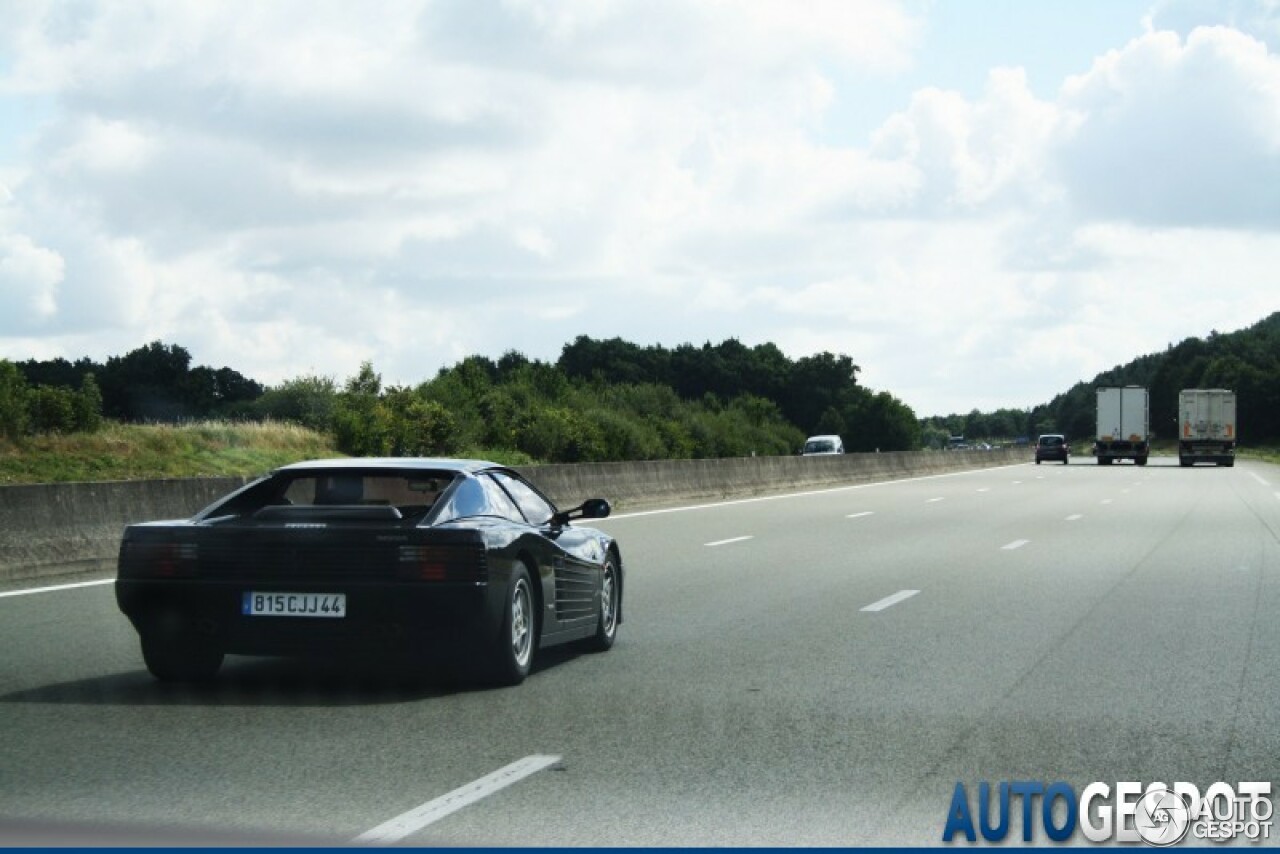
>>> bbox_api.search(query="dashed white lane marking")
[1101,499,1113,505]
[1002,539,1030,551]
[1121,489,1131,494]
[847,511,875,519]
[0,578,114,599]
[926,497,945,503]
[1012,480,1023,485]
[861,589,920,612]
[976,488,990,493]
[705,536,753,547]
[354,755,561,845]
[1066,514,1083,521]
[1250,472,1270,487]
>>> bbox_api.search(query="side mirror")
[578,498,611,519]
[551,498,612,527]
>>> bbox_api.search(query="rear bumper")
[116,578,501,658]
[1094,440,1149,458]
[1179,440,1235,456]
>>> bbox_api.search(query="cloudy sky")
[1,0,1277,416]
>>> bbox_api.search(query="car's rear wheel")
[140,618,223,682]
[584,558,619,652]
[1136,457,1147,466]
[486,564,535,685]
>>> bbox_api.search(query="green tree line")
[7,336,921,461]
[921,311,1280,445]
[14,341,263,422]
[0,360,104,439]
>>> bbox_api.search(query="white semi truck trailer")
[1178,388,1237,467]
[1095,386,1150,465]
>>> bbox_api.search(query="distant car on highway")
[802,435,844,455]
[1034,434,1070,464]
[116,458,623,685]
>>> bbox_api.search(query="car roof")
[805,435,841,442]
[273,458,503,475]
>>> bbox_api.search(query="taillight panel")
[397,545,488,584]
[122,541,199,578]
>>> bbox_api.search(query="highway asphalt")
[1,457,1277,845]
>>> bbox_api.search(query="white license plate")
[242,592,346,618]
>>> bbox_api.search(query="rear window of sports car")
[210,471,456,521]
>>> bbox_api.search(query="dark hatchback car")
[1034,434,1070,464]
[116,458,623,685]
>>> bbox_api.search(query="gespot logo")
[942,781,1273,845]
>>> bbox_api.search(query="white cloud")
[1056,25,1280,226]
[0,233,64,330]
[0,2,1277,417]
[869,67,1065,213]
[1146,0,1280,50]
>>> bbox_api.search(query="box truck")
[1178,389,1236,467]
[1095,386,1149,465]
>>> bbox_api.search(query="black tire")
[584,557,620,653]
[1136,457,1147,466]
[140,619,223,683]
[487,564,536,685]
[1035,459,1041,465]
[1180,457,1190,467]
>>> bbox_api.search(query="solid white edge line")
[0,578,114,599]
[861,589,920,613]
[1001,539,1030,551]
[353,754,561,845]
[705,536,753,547]
[1249,472,1270,487]
[592,462,1030,521]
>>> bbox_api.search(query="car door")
[488,471,603,638]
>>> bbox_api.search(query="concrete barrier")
[0,449,1026,583]
[519,448,1026,511]
[0,477,249,583]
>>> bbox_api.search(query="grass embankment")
[0,421,341,484]
[1239,446,1280,465]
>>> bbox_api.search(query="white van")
[802,435,844,455]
